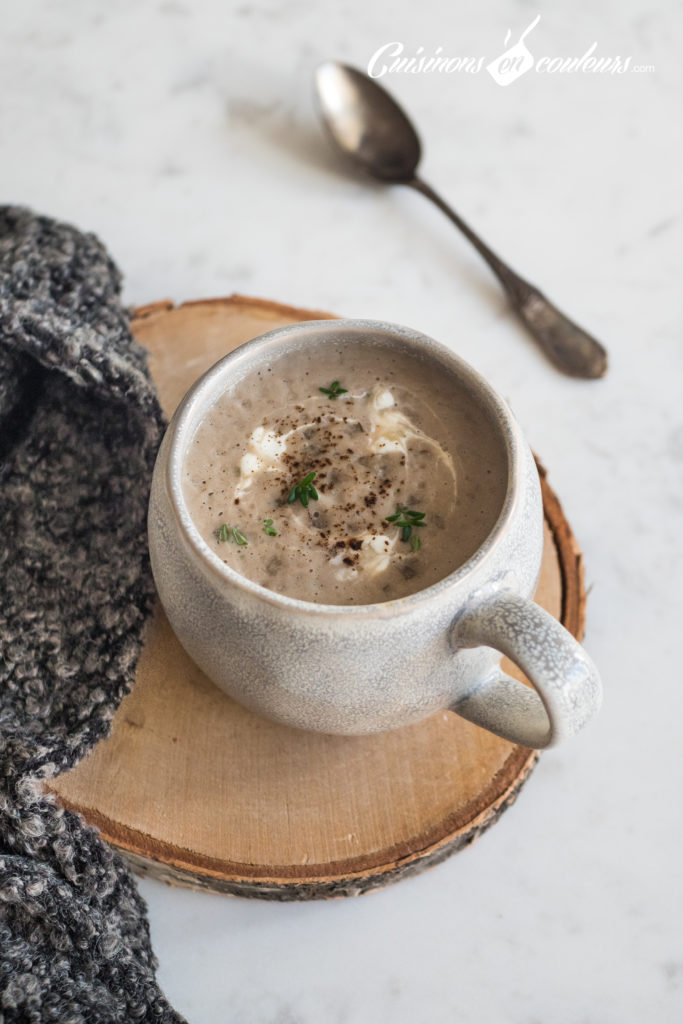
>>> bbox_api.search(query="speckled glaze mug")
[148,319,601,748]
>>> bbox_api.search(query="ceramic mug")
[148,319,601,748]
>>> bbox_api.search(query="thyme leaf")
[217,523,248,546]
[288,471,319,508]
[386,505,426,549]
[319,380,348,399]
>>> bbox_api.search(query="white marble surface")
[2,1,681,1020]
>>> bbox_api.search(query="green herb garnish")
[319,380,348,400]
[386,505,426,548]
[263,518,278,536]
[288,471,319,508]
[217,523,248,546]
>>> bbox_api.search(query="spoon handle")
[409,177,608,379]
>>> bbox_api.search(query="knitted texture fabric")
[0,208,185,1023]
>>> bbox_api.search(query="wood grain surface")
[50,295,586,900]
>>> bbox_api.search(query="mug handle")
[450,592,602,748]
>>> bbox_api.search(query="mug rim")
[163,318,525,618]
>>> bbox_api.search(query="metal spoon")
[314,62,608,379]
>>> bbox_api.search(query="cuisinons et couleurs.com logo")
[367,16,654,86]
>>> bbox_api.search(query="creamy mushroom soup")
[182,340,507,605]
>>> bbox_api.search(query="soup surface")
[182,341,507,604]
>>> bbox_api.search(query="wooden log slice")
[50,295,586,901]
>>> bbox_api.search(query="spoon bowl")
[315,62,420,181]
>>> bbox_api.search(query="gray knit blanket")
[0,208,185,1023]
